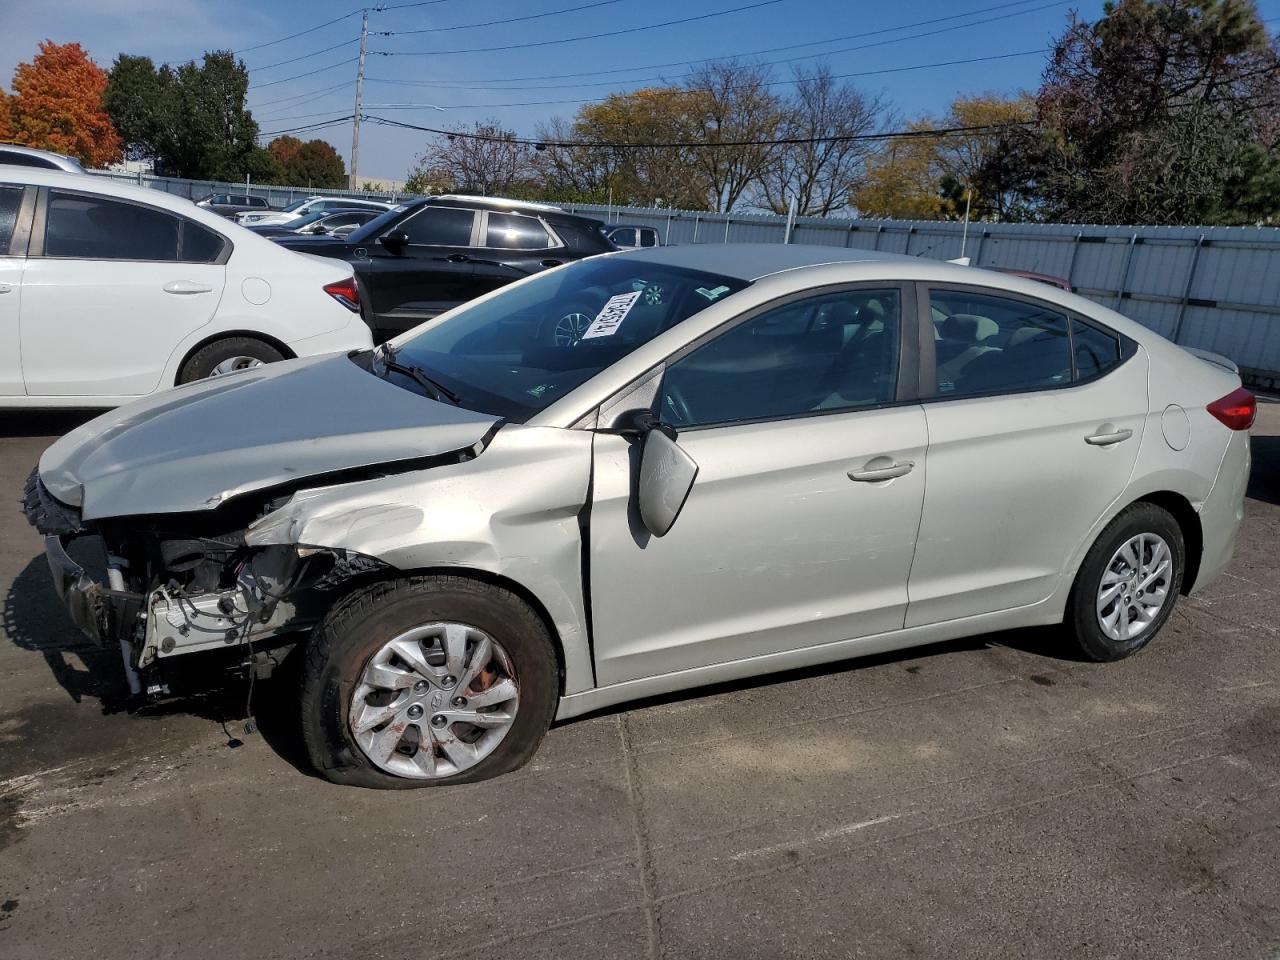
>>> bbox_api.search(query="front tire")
[1065,502,1184,662]
[300,576,559,789]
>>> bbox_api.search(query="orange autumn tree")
[6,41,122,167]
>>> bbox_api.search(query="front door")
[20,188,226,398]
[588,286,928,685]
[366,205,479,335]
[905,286,1148,626]
[0,184,29,395]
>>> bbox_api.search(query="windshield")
[288,211,331,228]
[382,257,748,421]
[281,199,310,213]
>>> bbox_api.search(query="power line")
[342,49,1047,113]
[374,0,784,56]
[257,115,357,139]
[364,113,1038,148]
[365,0,1059,85]
[250,80,351,109]
[236,10,362,55]
[247,39,360,72]
[376,0,630,35]
[250,57,360,89]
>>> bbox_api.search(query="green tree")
[103,54,167,160]
[988,0,1280,224]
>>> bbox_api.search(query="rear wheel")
[1065,502,1184,662]
[178,336,284,383]
[300,576,559,788]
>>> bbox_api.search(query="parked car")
[25,245,1253,788]
[249,208,381,239]
[0,169,373,407]
[237,195,394,227]
[274,194,613,340]
[195,193,272,219]
[0,144,86,173]
[606,223,661,248]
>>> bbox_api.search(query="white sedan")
[235,195,394,228]
[0,168,373,407]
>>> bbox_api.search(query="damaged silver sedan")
[24,245,1252,787]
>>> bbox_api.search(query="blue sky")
[2,0,1278,182]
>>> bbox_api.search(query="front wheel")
[300,576,559,788]
[1065,502,1184,662]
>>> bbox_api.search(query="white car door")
[588,285,928,686]
[20,188,227,398]
[0,184,29,395]
[905,285,1148,626]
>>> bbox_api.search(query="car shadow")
[2,552,318,778]
[0,410,101,438]
[1248,433,1279,506]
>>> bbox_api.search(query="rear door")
[20,188,228,398]
[905,284,1147,626]
[365,204,478,335]
[0,184,33,395]
[466,211,565,298]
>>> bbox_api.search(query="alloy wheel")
[1096,532,1173,641]
[209,356,265,377]
[553,312,593,346]
[349,622,519,779]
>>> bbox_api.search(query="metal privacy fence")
[86,171,1280,387]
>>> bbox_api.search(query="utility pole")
[350,10,368,191]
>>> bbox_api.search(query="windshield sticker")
[581,291,642,340]
[695,285,732,301]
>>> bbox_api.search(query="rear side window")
[180,220,227,263]
[929,291,1071,397]
[0,186,24,255]
[401,207,475,246]
[640,228,658,247]
[45,190,180,261]
[486,213,552,249]
[1072,318,1122,380]
[249,196,268,207]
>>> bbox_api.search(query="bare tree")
[406,120,533,196]
[686,61,783,212]
[757,65,889,216]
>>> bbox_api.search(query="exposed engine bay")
[25,468,387,697]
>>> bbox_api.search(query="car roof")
[607,242,923,280]
[0,144,85,171]
[433,194,564,212]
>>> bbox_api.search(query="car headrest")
[1006,325,1057,349]
[941,314,999,344]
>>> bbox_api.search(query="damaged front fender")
[245,424,597,695]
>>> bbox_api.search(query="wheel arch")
[1131,491,1203,595]
[324,565,570,698]
[174,329,297,385]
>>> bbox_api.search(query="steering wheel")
[662,383,694,425]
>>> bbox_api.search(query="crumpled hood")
[39,353,502,520]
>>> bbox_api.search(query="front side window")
[660,289,901,427]
[929,290,1071,397]
[485,212,552,249]
[0,186,24,255]
[611,227,637,247]
[44,190,180,261]
[401,207,475,246]
[383,258,748,420]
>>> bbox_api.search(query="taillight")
[323,277,360,312]
[1206,387,1256,431]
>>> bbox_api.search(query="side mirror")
[636,420,698,538]
[380,230,410,253]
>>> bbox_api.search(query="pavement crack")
[619,712,662,960]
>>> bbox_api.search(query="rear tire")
[178,336,284,383]
[1065,502,1184,662]
[300,576,559,789]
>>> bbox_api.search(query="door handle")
[541,259,564,268]
[1084,427,1133,446]
[446,253,471,263]
[848,457,915,482]
[163,281,214,295]
[0,283,11,294]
